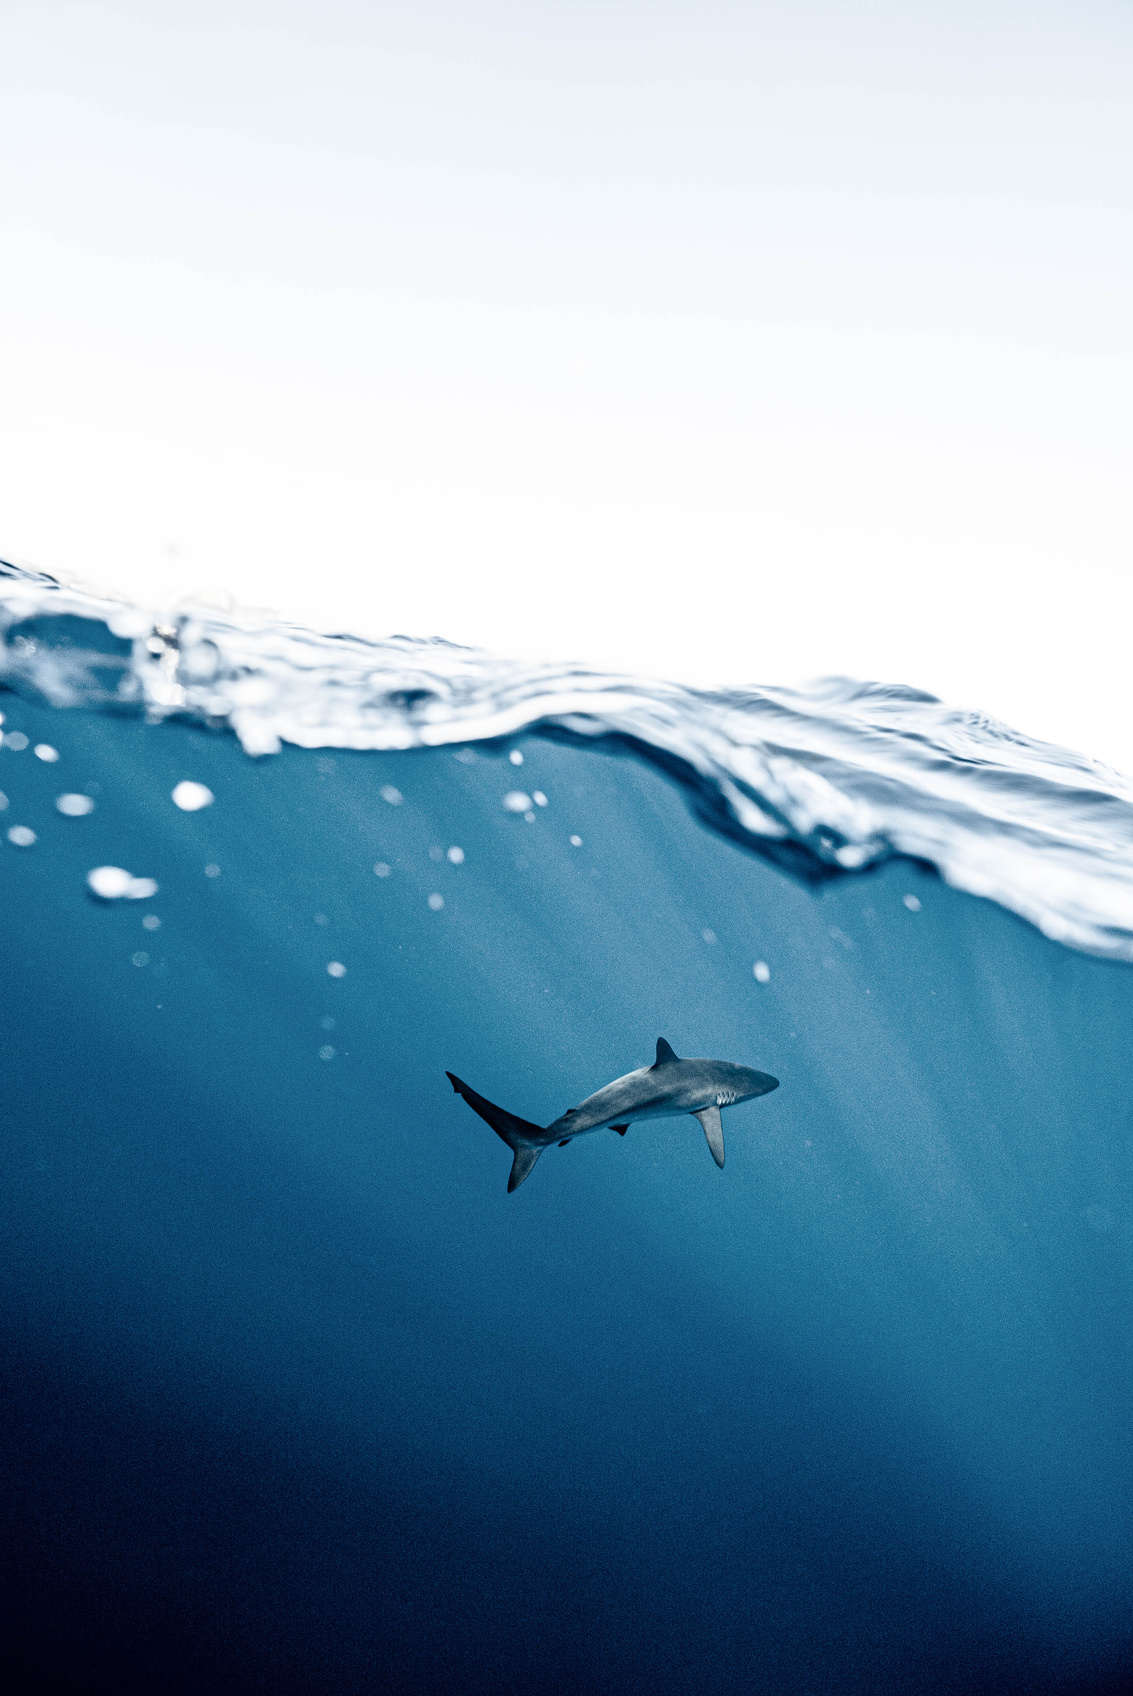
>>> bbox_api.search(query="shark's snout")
[739,1069,779,1102]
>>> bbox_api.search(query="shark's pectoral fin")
[612,1124,628,1136]
[508,1145,543,1192]
[693,1106,725,1169]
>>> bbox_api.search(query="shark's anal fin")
[612,1125,628,1136]
[653,1038,680,1067]
[693,1105,725,1169]
[508,1145,543,1192]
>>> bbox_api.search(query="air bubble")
[132,952,150,968]
[570,835,583,847]
[88,866,158,900]
[320,1015,336,1031]
[4,731,28,752]
[702,929,717,944]
[380,785,402,806]
[503,791,532,814]
[753,961,771,983]
[327,961,347,978]
[373,862,391,878]
[34,744,59,762]
[142,914,161,931]
[204,863,221,878]
[509,750,524,766]
[172,780,214,811]
[319,1045,336,1060]
[533,791,547,807]
[447,846,464,864]
[903,894,922,912]
[56,793,95,816]
[7,826,36,847]
[428,893,445,911]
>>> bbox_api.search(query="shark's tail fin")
[445,1073,546,1192]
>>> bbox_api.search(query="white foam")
[171,780,214,811]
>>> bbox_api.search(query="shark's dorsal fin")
[653,1038,680,1067]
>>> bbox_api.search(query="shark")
[446,1038,780,1192]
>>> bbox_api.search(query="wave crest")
[3,559,1132,959]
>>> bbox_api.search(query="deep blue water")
[1,678,1132,1694]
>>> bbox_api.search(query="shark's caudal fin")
[445,1073,545,1192]
[653,1038,680,1067]
[506,1145,542,1192]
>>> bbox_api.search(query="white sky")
[2,1,1131,769]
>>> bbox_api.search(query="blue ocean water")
[1,563,1131,1694]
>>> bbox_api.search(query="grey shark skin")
[446,1038,779,1192]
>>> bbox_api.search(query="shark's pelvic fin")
[446,1072,546,1192]
[558,1139,572,1147]
[612,1124,628,1136]
[653,1038,680,1067]
[693,1105,725,1168]
[508,1145,543,1192]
